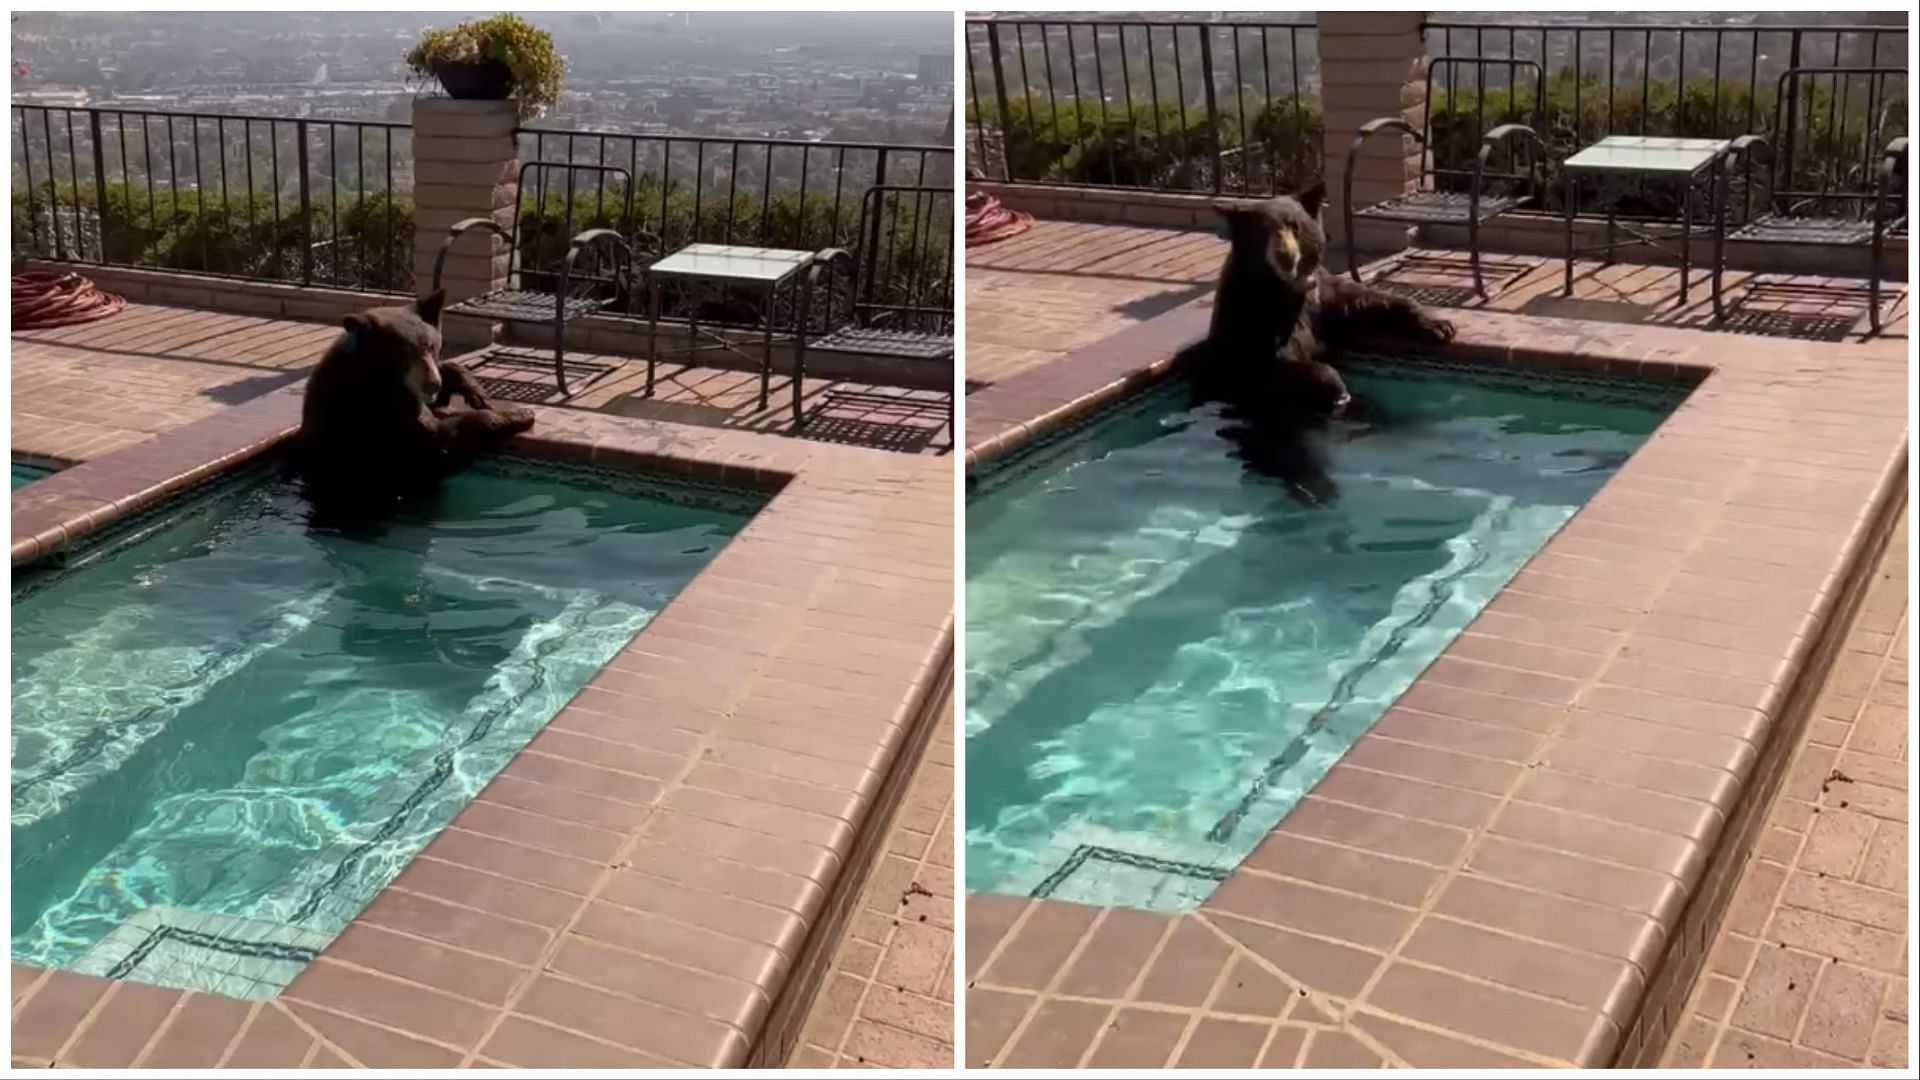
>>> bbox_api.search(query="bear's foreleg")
[1316,276,1457,350]
[432,360,494,411]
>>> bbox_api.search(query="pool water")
[965,359,1682,911]
[11,457,759,998]
[12,459,59,489]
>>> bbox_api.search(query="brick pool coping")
[962,300,1908,1068]
[10,386,954,1068]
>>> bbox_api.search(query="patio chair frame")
[1724,65,1909,333]
[804,184,956,447]
[1342,56,1550,298]
[430,161,659,397]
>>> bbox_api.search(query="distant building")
[13,86,89,107]
[916,53,953,86]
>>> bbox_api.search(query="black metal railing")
[11,105,413,292]
[509,126,955,327]
[515,127,953,256]
[964,15,1321,195]
[1422,19,1909,216]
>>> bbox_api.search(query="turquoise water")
[12,459,58,489]
[11,458,758,998]
[965,360,1682,911]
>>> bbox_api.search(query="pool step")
[72,905,329,1001]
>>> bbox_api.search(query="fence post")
[296,119,312,286]
[87,109,109,264]
[1199,27,1224,194]
[1782,30,1803,193]
[986,22,1016,181]
[1316,10,1429,269]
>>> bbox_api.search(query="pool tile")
[1133,917,1233,1006]
[140,993,253,1067]
[1211,955,1297,1018]
[222,1003,314,1067]
[281,1000,464,1068]
[999,998,1110,1068]
[283,957,497,1050]
[60,981,182,1068]
[1302,1028,1387,1067]
[979,900,1099,990]
[1176,1017,1270,1068]
[1054,908,1174,998]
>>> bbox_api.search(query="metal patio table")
[643,243,816,427]
[1561,135,1732,316]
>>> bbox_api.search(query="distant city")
[10,11,955,146]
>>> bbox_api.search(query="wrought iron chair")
[1724,66,1909,334]
[804,185,957,445]
[431,161,658,398]
[1342,57,1549,298]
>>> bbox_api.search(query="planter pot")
[435,60,514,101]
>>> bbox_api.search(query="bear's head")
[1214,182,1326,287]
[339,290,446,403]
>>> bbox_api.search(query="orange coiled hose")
[965,192,1034,247]
[13,270,126,329]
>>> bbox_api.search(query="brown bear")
[295,290,533,516]
[1184,182,1457,505]
[1197,181,1457,417]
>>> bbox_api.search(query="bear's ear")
[414,289,446,328]
[341,312,370,334]
[1296,180,1327,220]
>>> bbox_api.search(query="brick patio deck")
[964,220,1909,391]
[11,303,949,468]
[788,686,956,1069]
[962,220,1909,1068]
[1665,509,1909,1069]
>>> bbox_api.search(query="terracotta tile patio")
[962,219,1909,1068]
[964,219,1909,392]
[10,300,955,1067]
[11,302,950,468]
[1664,509,1909,1069]
[787,688,956,1069]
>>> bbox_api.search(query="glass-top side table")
[1561,135,1732,313]
[643,243,818,426]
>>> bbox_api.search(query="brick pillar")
[1315,11,1429,268]
[411,98,517,346]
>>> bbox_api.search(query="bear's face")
[339,290,446,403]
[1215,182,1327,287]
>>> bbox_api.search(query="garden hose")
[13,270,126,330]
[966,192,1034,247]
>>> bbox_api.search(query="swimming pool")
[965,359,1683,910]
[12,458,60,490]
[11,457,760,999]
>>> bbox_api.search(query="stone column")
[410,98,518,347]
[1315,11,1429,268]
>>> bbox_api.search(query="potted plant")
[405,14,565,120]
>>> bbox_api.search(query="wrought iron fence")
[1421,19,1909,216]
[964,15,1321,196]
[11,105,413,292]
[9,105,957,324]
[507,127,955,327]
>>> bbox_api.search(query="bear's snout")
[408,354,443,403]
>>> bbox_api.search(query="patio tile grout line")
[1694,605,1904,1065]
[811,710,954,1067]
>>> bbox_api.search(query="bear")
[295,289,534,519]
[1198,181,1457,404]
[1181,182,1458,505]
